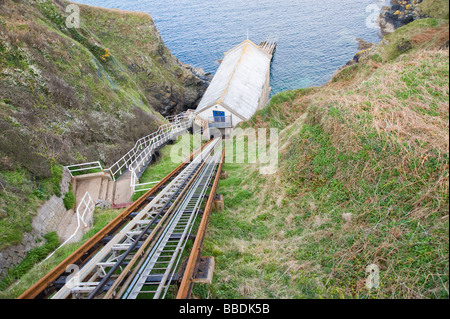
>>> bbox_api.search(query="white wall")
[196,104,244,128]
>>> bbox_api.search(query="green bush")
[63,190,76,210]
[0,232,60,291]
[371,53,383,63]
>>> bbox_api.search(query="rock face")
[76,3,211,117]
[0,0,211,175]
[378,0,449,35]
[381,1,420,35]
[0,232,43,278]
[0,0,211,278]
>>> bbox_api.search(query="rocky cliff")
[0,0,209,253]
[379,0,449,35]
[0,0,208,175]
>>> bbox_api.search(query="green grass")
[191,19,449,299]
[62,189,75,210]
[281,123,448,298]
[0,208,119,298]
[377,18,448,61]
[0,165,64,250]
[245,88,316,130]
[131,133,202,201]
[419,0,450,19]
[0,232,60,292]
[193,113,448,299]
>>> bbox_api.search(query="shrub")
[63,189,75,210]
[0,119,52,178]
[0,232,60,291]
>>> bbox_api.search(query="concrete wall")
[258,68,272,111]
[0,169,82,278]
[0,231,43,278]
[197,104,244,128]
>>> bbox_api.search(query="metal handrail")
[128,120,191,178]
[129,120,192,193]
[65,111,194,181]
[208,115,232,123]
[66,162,103,177]
[107,112,193,180]
[208,115,232,129]
[45,192,94,261]
[130,169,160,194]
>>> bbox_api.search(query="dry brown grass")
[411,23,449,47]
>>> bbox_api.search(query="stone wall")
[0,169,73,278]
[0,231,43,278]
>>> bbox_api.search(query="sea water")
[75,0,385,95]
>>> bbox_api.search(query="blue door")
[213,111,225,122]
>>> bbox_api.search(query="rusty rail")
[176,148,225,299]
[18,139,211,299]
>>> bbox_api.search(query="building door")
[213,110,225,122]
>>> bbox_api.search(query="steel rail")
[103,141,220,299]
[123,144,222,299]
[154,150,222,299]
[88,141,217,299]
[53,139,219,299]
[176,147,225,299]
[17,139,211,299]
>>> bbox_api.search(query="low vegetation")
[0,165,63,250]
[0,232,60,292]
[0,0,204,255]
[0,208,118,298]
[193,17,449,299]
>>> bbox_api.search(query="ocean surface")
[75,0,384,95]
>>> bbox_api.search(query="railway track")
[18,138,223,299]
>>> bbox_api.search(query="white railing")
[208,115,232,128]
[191,111,209,136]
[106,111,193,180]
[66,161,103,177]
[128,119,192,178]
[130,169,160,194]
[45,192,95,261]
[64,111,195,181]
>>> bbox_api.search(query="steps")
[97,177,115,204]
[113,171,133,206]
[68,112,195,213]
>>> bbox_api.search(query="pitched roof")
[195,39,271,121]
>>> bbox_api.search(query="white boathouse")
[194,39,275,138]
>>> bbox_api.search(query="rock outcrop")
[0,0,210,174]
[379,0,422,35]
[378,0,449,35]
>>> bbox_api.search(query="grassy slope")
[0,0,203,251]
[419,0,450,19]
[0,207,119,298]
[0,133,202,297]
[193,18,449,299]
